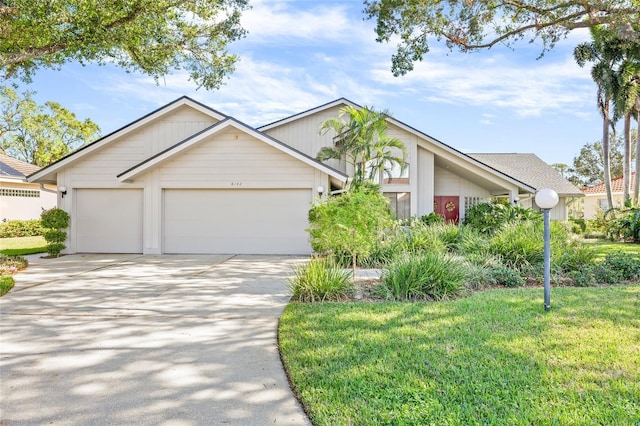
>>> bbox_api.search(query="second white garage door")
[163,189,312,254]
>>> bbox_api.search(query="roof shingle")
[0,153,41,178]
[468,153,583,197]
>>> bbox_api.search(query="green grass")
[279,285,640,425]
[0,236,47,255]
[0,275,15,296]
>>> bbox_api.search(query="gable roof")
[582,172,636,195]
[27,96,226,183]
[260,98,536,194]
[0,152,40,179]
[468,153,583,197]
[118,116,348,183]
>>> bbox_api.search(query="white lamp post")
[535,188,559,312]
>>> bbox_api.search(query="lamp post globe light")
[535,189,559,312]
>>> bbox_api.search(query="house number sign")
[231,181,243,187]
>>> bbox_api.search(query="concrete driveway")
[0,254,311,426]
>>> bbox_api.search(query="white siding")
[159,130,315,188]
[262,105,345,172]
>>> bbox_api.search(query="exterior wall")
[583,193,625,219]
[57,120,327,254]
[0,180,57,221]
[262,105,346,172]
[55,107,221,253]
[434,165,491,220]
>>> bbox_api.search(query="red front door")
[433,196,460,224]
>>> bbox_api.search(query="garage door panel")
[163,189,311,254]
[76,189,143,253]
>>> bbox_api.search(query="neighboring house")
[582,173,635,219]
[28,96,568,255]
[1,152,57,221]
[468,153,583,221]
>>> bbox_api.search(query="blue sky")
[9,0,618,166]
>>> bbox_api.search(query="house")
[28,96,568,255]
[1,152,57,221]
[468,153,583,221]
[582,173,635,219]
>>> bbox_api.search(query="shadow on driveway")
[1,254,311,425]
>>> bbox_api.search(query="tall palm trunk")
[623,112,632,205]
[635,102,640,204]
[603,96,614,210]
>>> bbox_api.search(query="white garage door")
[163,189,312,254]
[75,189,143,253]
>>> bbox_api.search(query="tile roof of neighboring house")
[581,172,636,194]
[468,153,584,197]
[0,152,41,178]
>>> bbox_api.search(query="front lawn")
[279,285,640,425]
[0,236,47,255]
[586,238,640,260]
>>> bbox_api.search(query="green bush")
[0,275,15,296]
[418,212,444,226]
[464,201,541,235]
[288,257,352,302]
[0,254,28,275]
[380,252,467,301]
[602,252,640,281]
[41,208,70,257]
[0,220,45,238]
[308,189,393,273]
[491,266,525,287]
[488,221,544,271]
[567,269,596,287]
[605,208,640,242]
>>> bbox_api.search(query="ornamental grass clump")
[380,252,466,301]
[288,257,352,302]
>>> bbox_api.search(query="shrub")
[0,275,14,296]
[590,264,624,284]
[0,254,28,275]
[41,208,70,257]
[464,200,541,235]
[568,218,587,234]
[288,257,352,302]
[380,252,467,301]
[0,219,46,238]
[418,212,444,226]
[488,221,543,271]
[491,266,525,287]
[567,269,596,287]
[602,252,640,281]
[605,208,640,242]
[461,259,496,290]
[308,189,393,275]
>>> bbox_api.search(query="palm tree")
[611,33,640,205]
[574,26,624,210]
[317,105,407,189]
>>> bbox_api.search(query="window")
[598,198,609,210]
[385,192,411,219]
[382,161,409,185]
[464,196,490,216]
[0,188,40,198]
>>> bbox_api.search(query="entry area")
[163,188,312,254]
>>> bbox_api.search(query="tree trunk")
[623,112,631,206]
[603,98,614,211]
[635,102,640,205]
